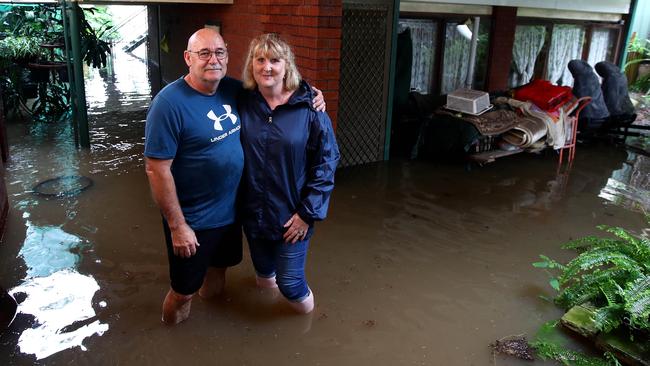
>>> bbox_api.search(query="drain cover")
[33,175,93,197]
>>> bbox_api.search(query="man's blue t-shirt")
[144,77,244,230]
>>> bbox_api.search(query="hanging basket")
[27,61,67,83]
[20,82,38,99]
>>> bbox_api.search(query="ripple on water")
[599,152,650,212]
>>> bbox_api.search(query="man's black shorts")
[163,220,242,295]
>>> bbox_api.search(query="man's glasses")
[188,48,228,60]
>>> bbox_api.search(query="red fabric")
[514,79,573,112]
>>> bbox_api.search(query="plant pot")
[57,67,68,83]
[27,61,66,83]
[29,67,50,83]
[638,62,650,81]
[20,82,37,99]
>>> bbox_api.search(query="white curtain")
[441,22,471,94]
[546,25,585,86]
[587,28,614,67]
[510,25,546,88]
[398,19,436,94]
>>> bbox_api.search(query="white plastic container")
[445,88,492,115]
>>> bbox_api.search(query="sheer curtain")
[398,19,436,94]
[587,28,614,67]
[510,25,546,88]
[546,25,584,86]
[441,22,471,94]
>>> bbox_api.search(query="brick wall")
[155,0,342,127]
[485,6,517,92]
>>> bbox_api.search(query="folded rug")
[501,116,548,148]
[436,108,520,136]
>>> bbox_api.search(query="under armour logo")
[207,105,237,131]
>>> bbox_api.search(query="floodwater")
[1,50,649,366]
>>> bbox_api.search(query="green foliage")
[0,3,115,120]
[630,72,650,94]
[78,7,112,69]
[535,224,650,334]
[627,37,650,58]
[532,342,621,366]
[532,321,622,366]
[0,4,113,68]
[0,35,46,64]
[533,341,620,366]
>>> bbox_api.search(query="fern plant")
[534,224,650,333]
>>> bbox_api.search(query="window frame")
[400,12,492,95]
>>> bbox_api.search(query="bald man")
[144,29,324,324]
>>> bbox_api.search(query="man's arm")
[145,157,199,258]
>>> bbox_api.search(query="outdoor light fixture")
[456,18,473,40]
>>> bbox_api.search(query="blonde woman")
[239,34,339,314]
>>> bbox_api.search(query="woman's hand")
[311,86,326,112]
[283,213,309,244]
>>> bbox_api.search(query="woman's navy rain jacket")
[239,81,340,240]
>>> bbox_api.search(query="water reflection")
[0,38,152,364]
[85,48,149,174]
[19,222,87,277]
[6,220,108,360]
[9,270,108,360]
[599,151,650,212]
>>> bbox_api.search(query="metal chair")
[558,96,592,166]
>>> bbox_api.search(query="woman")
[239,34,340,314]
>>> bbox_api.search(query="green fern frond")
[601,281,621,307]
[536,222,650,335]
[600,226,649,254]
[562,236,620,250]
[560,250,641,285]
[623,275,650,328]
[628,295,650,329]
[556,284,601,309]
[591,305,624,333]
[624,274,650,296]
[532,340,618,366]
[556,269,633,309]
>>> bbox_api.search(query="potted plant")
[625,35,650,84]
[534,224,650,364]
[0,35,45,67]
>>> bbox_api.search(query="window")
[587,27,619,67]
[441,19,490,94]
[398,16,491,95]
[508,20,622,88]
[398,19,437,94]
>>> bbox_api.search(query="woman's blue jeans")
[247,236,311,302]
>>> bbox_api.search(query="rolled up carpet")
[501,116,548,148]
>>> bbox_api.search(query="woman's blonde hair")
[242,33,302,91]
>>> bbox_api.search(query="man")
[144,28,324,325]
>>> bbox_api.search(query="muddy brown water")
[1,51,649,365]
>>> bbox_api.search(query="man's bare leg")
[162,289,193,325]
[198,267,226,299]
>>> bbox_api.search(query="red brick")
[318,28,340,38]
[327,59,340,70]
[318,6,341,17]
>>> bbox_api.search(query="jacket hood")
[286,80,314,108]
